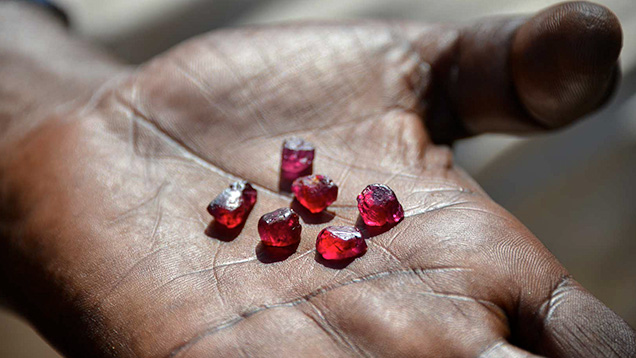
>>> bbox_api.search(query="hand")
[0,1,633,357]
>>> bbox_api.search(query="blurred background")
[1,0,634,356]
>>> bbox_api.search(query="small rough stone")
[316,226,367,260]
[258,208,302,247]
[207,181,257,228]
[281,137,315,174]
[356,184,404,226]
[291,174,338,213]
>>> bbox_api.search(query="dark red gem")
[291,174,338,213]
[356,184,404,226]
[316,226,367,260]
[281,137,315,174]
[258,208,302,247]
[207,181,257,228]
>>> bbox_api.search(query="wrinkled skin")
[0,1,634,357]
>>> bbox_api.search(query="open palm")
[0,1,633,357]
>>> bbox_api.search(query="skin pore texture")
[0,1,633,357]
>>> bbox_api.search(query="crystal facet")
[258,208,302,247]
[281,137,315,173]
[207,181,257,228]
[316,226,367,260]
[291,174,338,213]
[356,184,404,226]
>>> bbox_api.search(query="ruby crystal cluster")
[292,174,338,213]
[207,181,257,228]
[258,208,302,247]
[206,137,405,262]
[357,184,404,226]
[316,226,367,260]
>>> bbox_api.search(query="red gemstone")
[207,181,257,228]
[316,226,367,260]
[291,175,338,213]
[281,137,315,174]
[357,184,404,226]
[258,208,302,247]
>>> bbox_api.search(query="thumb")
[512,1,622,129]
[432,1,622,141]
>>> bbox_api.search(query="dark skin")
[0,1,634,357]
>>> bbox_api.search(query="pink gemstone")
[207,181,257,228]
[356,184,404,226]
[281,137,315,173]
[316,226,367,260]
[291,175,338,213]
[258,208,302,247]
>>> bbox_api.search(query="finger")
[518,276,636,357]
[431,1,621,142]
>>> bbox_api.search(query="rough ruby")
[291,174,338,213]
[316,226,367,260]
[357,184,404,226]
[281,137,315,173]
[258,208,302,247]
[207,181,257,228]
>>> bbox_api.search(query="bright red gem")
[357,184,404,226]
[316,226,367,260]
[281,137,315,174]
[207,181,257,228]
[291,174,338,213]
[258,208,302,247]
